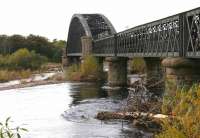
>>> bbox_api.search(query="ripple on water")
[62,98,121,123]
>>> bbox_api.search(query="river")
[0,82,153,138]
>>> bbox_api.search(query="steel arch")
[66,14,116,56]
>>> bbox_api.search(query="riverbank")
[0,79,66,91]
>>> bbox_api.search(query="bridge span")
[63,7,200,95]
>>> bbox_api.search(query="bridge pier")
[162,57,200,96]
[144,58,164,94]
[106,57,128,87]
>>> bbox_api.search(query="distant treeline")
[0,34,66,62]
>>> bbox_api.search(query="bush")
[64,55,104,81]
[129,58,146,74]
[1,48,48,70]
[80,55,100,77]
[156,84,200,138]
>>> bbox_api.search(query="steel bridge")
[66,7,200,58]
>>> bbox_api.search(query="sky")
[0,0,200,41]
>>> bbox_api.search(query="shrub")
[80,55,100,77]
[64,55,104,81]
[3,48,47,70]
[156,84,200,138]
[129,58,146,74]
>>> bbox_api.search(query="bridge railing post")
[179,12,189,57]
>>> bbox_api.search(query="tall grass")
[156,84,200,138]
[0,70,31,82]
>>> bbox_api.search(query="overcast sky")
[0,0,199,41]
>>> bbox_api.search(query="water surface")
[0,82,152,138]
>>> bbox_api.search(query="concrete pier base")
[106,57,128,87]
[162,57,200,96]
[144,58,164,94]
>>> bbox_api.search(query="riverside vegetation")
[65,55,105,82]
[156,84,200,138]
[0,34,66,82]
[129,57,146,74]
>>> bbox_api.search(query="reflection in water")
[69,83,128,106]
[0,82,153,138]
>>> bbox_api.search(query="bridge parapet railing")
[185,8,200,57]
[116,14,180,57]
[93,35,115,57]
[92,7,200,58]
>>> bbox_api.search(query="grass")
[156,84,200,138]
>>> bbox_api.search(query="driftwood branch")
[96,111,168,132]
[96,111,168,120]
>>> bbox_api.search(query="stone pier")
[106,57,128,87]
[162,57,200,96]
[81,36,92,58]
[144,58,164,94]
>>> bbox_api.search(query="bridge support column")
[106,57,128,87]
[162,57,200,96]
[144,58,164,94]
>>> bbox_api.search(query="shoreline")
[0,79,66,91]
